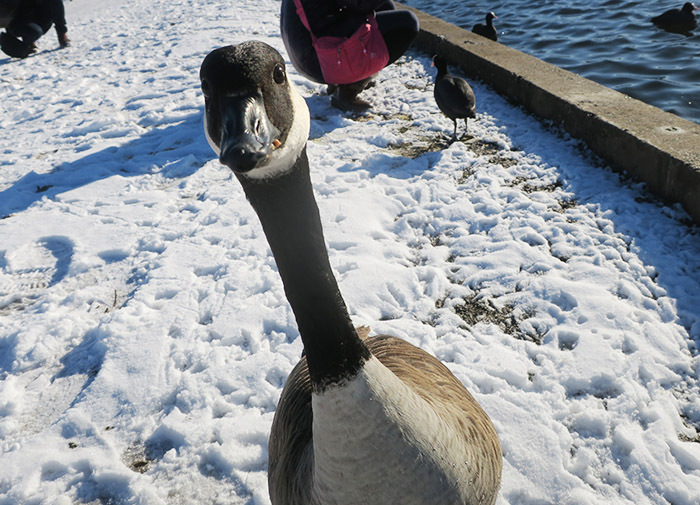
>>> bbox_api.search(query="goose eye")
[273,64,286,84]
[201,79,210,96]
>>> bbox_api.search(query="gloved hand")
[58,31,69,47]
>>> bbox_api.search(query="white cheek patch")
[242,81,310,180]
[203,114,221,156]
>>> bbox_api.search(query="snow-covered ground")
[1,0,699,503]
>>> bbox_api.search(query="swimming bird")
[472,12,498,42]
[651,2,698,31]
[200,41,502,505]
[432,54,477,141]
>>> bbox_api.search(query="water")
[403,0,700,125]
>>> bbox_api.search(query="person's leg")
[280,0,324,84]
[8,20,43,43]
[376,9,419,64]
[332,76,374,112]
[2,21,42,57]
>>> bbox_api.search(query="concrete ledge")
[399,4,700,225]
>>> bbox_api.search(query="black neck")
[238,148,370,391]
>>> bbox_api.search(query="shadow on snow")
[0,111,214,218]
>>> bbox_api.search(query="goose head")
[200,41,310,179]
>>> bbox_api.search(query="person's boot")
[326,81,373,95]
[331,78,373,112]
[0,31,33,58]
[363,75,377,90]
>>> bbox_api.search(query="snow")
[1,0,700,503]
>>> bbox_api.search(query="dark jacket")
[302,0,386,37]
[12,0,66,35]
[0,0,20,27]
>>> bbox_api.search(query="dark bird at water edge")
[432,54,477,141]
[472,12,498,41]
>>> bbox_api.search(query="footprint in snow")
[0,236,74,313]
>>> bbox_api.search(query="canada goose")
[200,41,502,505]
[472,12,498,42]
[651,2,698,31]
[432,54,477,141]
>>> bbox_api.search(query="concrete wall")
[399,4,700,226]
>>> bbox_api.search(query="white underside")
[310,356,477,505]
[204,113,220,156]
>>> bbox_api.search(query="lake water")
[403,0,700,125]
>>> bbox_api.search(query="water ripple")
[405,0,700,124]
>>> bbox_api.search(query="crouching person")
[281,0,419,112]
[1,0,69,59]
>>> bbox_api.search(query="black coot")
[651,2,698,31]
[472,12,498,42]
[432,55,476,140]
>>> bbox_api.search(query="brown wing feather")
[268,355,314,505]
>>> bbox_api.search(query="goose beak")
[217,94,281,173]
